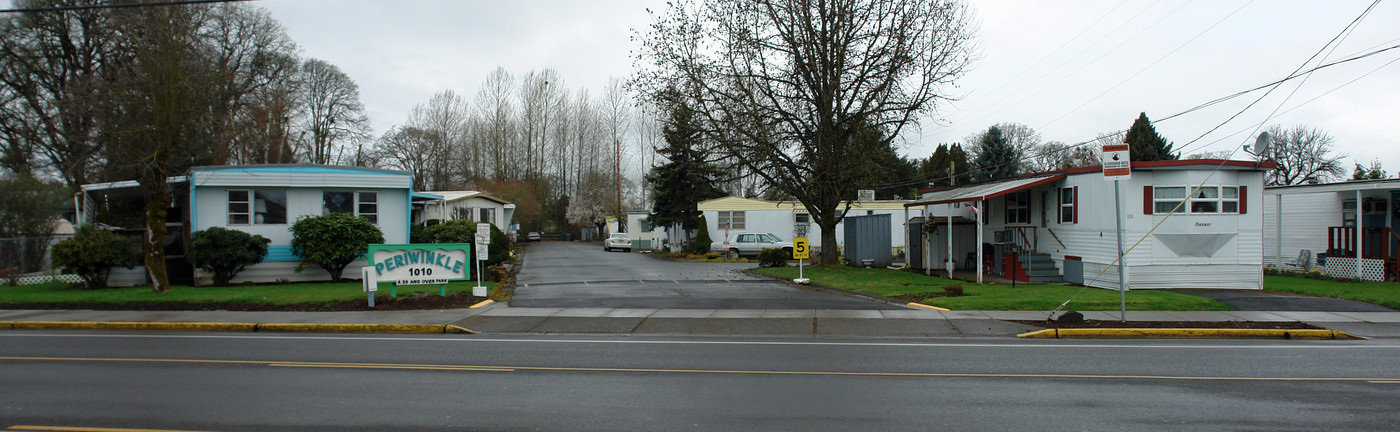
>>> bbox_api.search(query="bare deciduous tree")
[634,0,977,264]
[1263,125,1345,186]
[298,58,369,164]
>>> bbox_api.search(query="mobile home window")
[1187,186,1238,214]
[228,190,286,225]
[228,190,251,225]
[718,211,745,229]
[324,191,378,224]
[478,208,494,224]
[1059,187,1075,224]
[1004,191,1030,225]
[1153,187,1187,213]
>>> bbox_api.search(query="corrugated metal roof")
[908,173,1065,206]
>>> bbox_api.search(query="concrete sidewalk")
[5,305,1400,338]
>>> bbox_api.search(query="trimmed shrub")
[189,227,270,286]
[757,248,789,268]
[289,212,385,281]
[423,220,514,268]
[692,214,713,255]
[50,224,134,288]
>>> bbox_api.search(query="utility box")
[844,213,892,268]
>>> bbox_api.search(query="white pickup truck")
[711,231,793,257]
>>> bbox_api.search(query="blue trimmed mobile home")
[79,164,414,286]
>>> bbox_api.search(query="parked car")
[604,233,632,252]
[526,232,541,242]
[711,231,793,258]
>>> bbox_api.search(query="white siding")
[918,167,1268,290]
[195,186,408,245]
[1262,190,1342,267]
[702,207,922,249]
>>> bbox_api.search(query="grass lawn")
[754,265,1230,311]
[1264,275,1400,310]
[0,280,496,306]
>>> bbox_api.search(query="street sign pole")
[1102,143,1131,323]
[475,223,491,297]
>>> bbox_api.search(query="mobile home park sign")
[367,244,473,285]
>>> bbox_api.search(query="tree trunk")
[143,179,171,293]
[817,217,840,265]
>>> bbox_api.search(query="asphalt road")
[3,332,1399,431]
[511,241,900,309]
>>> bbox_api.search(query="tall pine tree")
[1124,112,1177,161]
[647,91,725,250]
[972,126,1018,182]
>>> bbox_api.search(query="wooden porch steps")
[1022,253,1062,283]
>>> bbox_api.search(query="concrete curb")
[1018,328,1366,340]
[907,302,950,311]
[0,321,478,334]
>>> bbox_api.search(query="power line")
[0,0,253,14]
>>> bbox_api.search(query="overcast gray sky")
[14,0,1400,174]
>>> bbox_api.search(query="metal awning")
[906,173,1065,206]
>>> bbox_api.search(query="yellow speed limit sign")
[792,237,810,259]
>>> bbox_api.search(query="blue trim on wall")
[197,166,408,176]
[265,246,299,262]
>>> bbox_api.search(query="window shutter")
[1239,186,1247,214]
[1072,186,1079,223]
[1143,186,1154,215]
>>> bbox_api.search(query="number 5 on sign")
[792,237,809,259]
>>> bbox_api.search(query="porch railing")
[1327,226,1398,281]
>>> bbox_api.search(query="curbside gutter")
[1018,328,1366,340]
[1,321,478,334]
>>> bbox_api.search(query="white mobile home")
[80,164,414,286]
[910,160,1270,290]
[414,190,516,230]
[697,196,923,255]
[1262,179,1399,282]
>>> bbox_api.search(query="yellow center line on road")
[2,356,1397,383]
[7,425,214,432]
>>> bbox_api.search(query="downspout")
[73,192,83,225]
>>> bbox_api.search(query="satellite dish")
[1253,132,1271,155]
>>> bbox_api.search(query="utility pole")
[615,138,622,218]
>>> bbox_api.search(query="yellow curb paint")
[7,425,215,432]
[8,322,257,332]
[1018,328,1363,339]
[1,321,13,330]
[906,302,950,311]
[1016,329,1059,338]
[445,324,480,334]
[254,323,447,334]
[469,299,495,309]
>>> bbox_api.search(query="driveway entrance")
[512,241,900,309]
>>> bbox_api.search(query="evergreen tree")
[921,143,972,187]
[1352,160,1388,180]
[647,90,725,249]
[1124,112,1177,161]
[972,126,1018,182]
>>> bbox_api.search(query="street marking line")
[1367,380,1400,384]
[268,363,513,372]
[2,356,1395,383]
[7,426,214,432]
